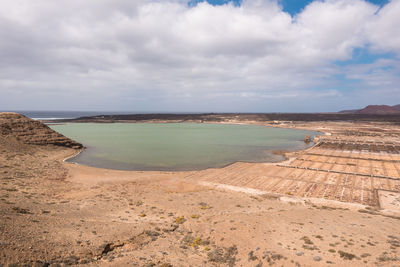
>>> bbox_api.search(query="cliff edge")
[0,112,82,149]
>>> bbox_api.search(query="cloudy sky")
[1,0,399,112]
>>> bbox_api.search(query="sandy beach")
[1,113,400,266]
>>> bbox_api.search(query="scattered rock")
[313,256,322,262]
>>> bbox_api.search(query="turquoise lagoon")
[50,123,318,171]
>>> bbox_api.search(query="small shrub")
[190,237,202,247]
[315,235,323,240]
[175,216,186,224]
[300,236,313,245]
[12,207,31,214]
[338,250,356,260]
[200,204,211,210]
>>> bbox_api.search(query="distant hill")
[339,104,400,114]
[358,105,400,114]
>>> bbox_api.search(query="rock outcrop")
[0,112,82,148]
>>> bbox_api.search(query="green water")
[50,123,317,171]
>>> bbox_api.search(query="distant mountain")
[358,105,400,114]
[340,105,400,114]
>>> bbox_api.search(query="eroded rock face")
[0,112,82,149]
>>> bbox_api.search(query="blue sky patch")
[190,0,390,15]
[335,47,395,67]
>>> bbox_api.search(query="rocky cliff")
[0,112,82,148]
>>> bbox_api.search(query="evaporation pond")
[50,123,317,171]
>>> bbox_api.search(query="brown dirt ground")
[1,117,400,266]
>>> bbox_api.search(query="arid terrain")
[1,113,400,266]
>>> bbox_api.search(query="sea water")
[51,123,318,171]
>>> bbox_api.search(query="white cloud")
[0,0,399,112]
[366,0,400,55]
[344,58,400,88]
[295,0,377,61]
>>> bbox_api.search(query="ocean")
[5,111,136,120]
[6,111,202,121]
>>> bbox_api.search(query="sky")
[1,0,399,112]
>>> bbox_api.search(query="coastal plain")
[1,113,400,266]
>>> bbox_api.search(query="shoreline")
[62,147,85,163]
[57,121,322,173]
[45,112,400,124]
